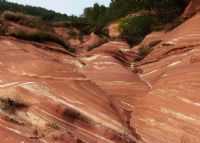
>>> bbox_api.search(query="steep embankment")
[131,7,200,143]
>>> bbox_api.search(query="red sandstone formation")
[0,1,200,143]
[140,12,200,65]
[87,41,136,68]
[183,0,200,18]
[0,36,141,143]
[76,33,103,54]
[107,23,121,38]
[131,11,200,143]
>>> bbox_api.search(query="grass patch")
[2,11,51,31]
[0,24,8,36]
[63,107,92,124]
[132,67,143,74]
[0,97,28,113]
[135,40,161,61]
[11,30,75,53]
[119,13,153,45]
[148,40,162,48]
[68,30,77,37]
[0,18,8,36]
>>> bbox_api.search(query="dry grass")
[0,94,28,113]
[62,107,92,124]
[2,11,51,31]
[10,30,75,53]
[135,40,161,61]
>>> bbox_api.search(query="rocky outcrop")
[107,23,121,38]
[81,54,149,140]
[131,11,200,143]
[80,17,200,141]
[139,12,200,65]
[183,0,200,18]
[134,46,200,143]
[76,33,103,54]
[1,1,200,143]
[140,31,164,46]
[0,37,140,143]
[88,41,136,68]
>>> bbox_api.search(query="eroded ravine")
[0,37,141,143]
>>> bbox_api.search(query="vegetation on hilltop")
[2,11,51,31]
[0,0,190,55]
[0,1,76,53]
[10,30,75,53]
[0,0,68,21]
[83,0,189,44]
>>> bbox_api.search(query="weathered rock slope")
[1,2,200,143]
[133,12,200,143]
[0,37,140,143]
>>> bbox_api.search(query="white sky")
[7,0,111,16]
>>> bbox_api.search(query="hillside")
[0,0,200,143]
[0,0,69,21]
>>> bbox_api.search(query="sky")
[7,0,111,16]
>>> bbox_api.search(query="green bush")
[119,13,153,45]
[0,0,69,21]
[0,18,8,36]
[0,24,7,36]
[132,67,143,74]
[0,97,28,113]
[2,11,51,31]
[82,0,189,44]
[68,30,77,37]
[11,30,75,53]
[135,45,153,61]
[148,40,162,48]
[135,40,161,61]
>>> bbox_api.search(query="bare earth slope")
[1,2,200,143]
[133,12,200,143]
[0,37,140,143]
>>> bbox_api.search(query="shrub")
[68,30,77,37]
[0,0,69,21]
[119,13,153,45]
[0,97,28,113]
[135,40,161,61]
[0,24,7,36]
[0,18,8,36]
[2,11,52,31]
[51,21,72,27]
[148,40,162,48]
[82,0,189,44]
[63,107,92,124]
[11,30,75,53]
[132,67,143,74]
[135,45,153,61]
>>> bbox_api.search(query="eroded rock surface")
[132,12,200,143]
[87,41,136,68]
[1,3,200,143]
[183,0,200,18]
[0,37,140,143]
